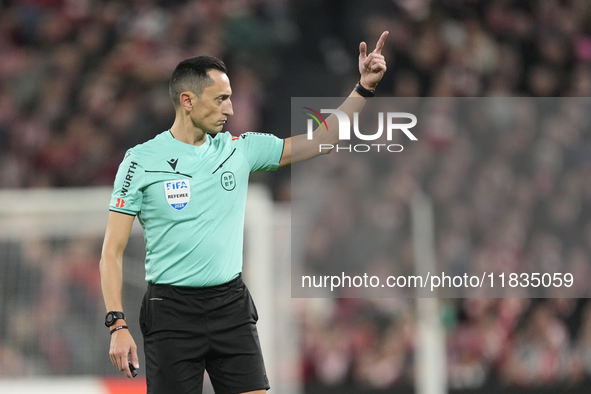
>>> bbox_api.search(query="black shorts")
[140,274,270,394]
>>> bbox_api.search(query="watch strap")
[355,81,376,98]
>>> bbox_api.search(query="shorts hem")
[217,384,270,394]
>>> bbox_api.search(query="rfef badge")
[164,180,191,210]
[221,171,236,191]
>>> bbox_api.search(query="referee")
[99,31,388,394]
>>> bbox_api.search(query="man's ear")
[179,91,194,111]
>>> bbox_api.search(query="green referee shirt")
[109,130,284,287]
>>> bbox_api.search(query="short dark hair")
[169,56,228,108]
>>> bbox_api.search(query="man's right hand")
[109,326,139,380]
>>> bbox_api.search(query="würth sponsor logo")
[120,161,138,196]
[303,108,417,153]
[116,198,125,208]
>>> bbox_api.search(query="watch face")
[105,311,124,327]
[105,311,124,326]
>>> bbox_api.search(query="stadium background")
[2,0,591,393]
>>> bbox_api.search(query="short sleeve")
[109,149,145,216]
[234,132,284,173]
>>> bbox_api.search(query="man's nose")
[223,100,234,117]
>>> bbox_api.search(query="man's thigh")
[205,282,270,394]
[141,284,209,394]
[144,336,206,394]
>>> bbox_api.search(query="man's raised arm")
[279,31,389,168]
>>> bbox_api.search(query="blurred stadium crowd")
[298,96,591,390]
[1,0,591,392]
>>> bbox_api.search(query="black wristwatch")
[105,311,125,327]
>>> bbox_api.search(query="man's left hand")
[358,31,389,90]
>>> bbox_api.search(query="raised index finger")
[372,31,389,54]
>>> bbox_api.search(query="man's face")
[190,69,233,134]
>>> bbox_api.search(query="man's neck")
[169,117,208,146]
